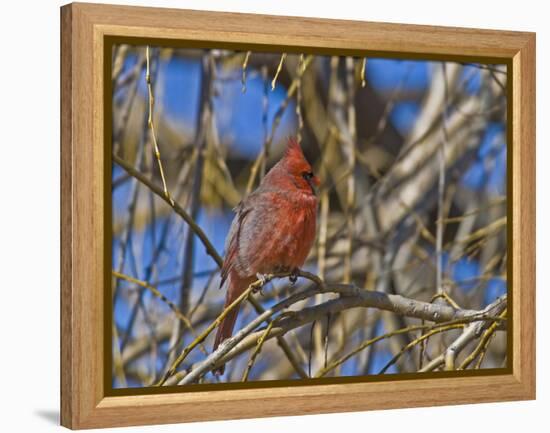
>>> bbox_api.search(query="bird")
[212,137,320,375]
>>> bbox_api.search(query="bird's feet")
[254,273,269,295]
[289,268,300,285]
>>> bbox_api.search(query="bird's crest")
[284,137,306,161]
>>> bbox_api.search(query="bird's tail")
[212,274,254,375]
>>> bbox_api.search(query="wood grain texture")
[60,4,73,428]
[60,2,536,429]
[511,32,536,396]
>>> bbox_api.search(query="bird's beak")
[312,175,320,187]
[310,175,321,195]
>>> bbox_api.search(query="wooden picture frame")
[60,2,535,429]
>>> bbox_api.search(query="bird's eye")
[302,171,314,180]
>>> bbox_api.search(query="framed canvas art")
[60,2,535,429]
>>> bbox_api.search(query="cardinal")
[213,137,320,375]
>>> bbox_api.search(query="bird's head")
[280,137,320,195]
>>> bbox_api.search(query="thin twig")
[241,51,251,93]
[113,271,194,333]
[360,57,367,87]
[241,321,274,382]
[271,53,287,91]
[113,153,223,268]
[436,63,450,294]
[246,55,314,193]
[145,46,174,207]
[295,55,305,143]
[380,325,463,374]
[458,308,506,370]
[344,56,357,284]
[316,318,478,378]
[419,297,507,372]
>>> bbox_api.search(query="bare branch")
[171,270,506,384]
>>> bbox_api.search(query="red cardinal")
[213,137,320,375]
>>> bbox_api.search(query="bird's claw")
[254,273,269,295]
[256,273,268,285]
[289,268,299,285]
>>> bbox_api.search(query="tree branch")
[113,153,223,267]
[172,271,506,384]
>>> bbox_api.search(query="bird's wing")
[232,191,290,274]
[220,190,282,284]
[219,200,251,288]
